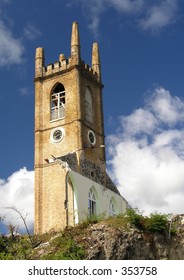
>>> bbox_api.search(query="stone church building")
[34,22,127,234]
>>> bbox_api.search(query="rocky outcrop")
[6,214,183,260]
[80,216,184,260]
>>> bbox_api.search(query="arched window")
[85,87,93,123]
[109,198,117,217]
[88,188,97,216]
[51,83,65,121]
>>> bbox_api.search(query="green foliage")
[105,214,128,229]
[0,252,14,260]
[42,233,85,260]
[0,209,178,260]
[125,209,177,235]
[169,227,177,236]
[126,208,145,230]
[146,213,168,233]
[0,235,33,260]
[0,236,8,253]
[78,213,105,229]
[51,241,84,260]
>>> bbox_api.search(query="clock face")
[53,130,62,141]
[88,130,96,145]
[51,128,64,143]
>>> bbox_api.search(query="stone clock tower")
[34,22,127,234]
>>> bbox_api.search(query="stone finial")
[92,42,101,81]
[59,53,66,61]
[71,21,80,64]
[35,47,44,78]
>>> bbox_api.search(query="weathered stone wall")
[34,162,68,234]
[34,22,106,234]
[83,216,184,260]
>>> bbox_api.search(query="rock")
[83,217,184,260]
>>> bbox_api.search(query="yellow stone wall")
[34,22,105,234]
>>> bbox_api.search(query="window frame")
[50,127,65,143]
[51,84,66,121]
[88,188,97,216]
[109,198,117,217]
[87,130,96,146]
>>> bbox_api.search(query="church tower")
[34,22,126,234]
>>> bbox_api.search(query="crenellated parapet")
[35,22,101,82]
[42,57,68,76]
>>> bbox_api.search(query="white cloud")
[67,0,180,36]
[0,20,24,66]
[107,87,184,215]
[140,0,178,31]
[107,0,144,13]
[120,108,156,137]
[0,0,25,66]
[24,23,41,41]
[148,88,184,125]
[0,168,34,232]
[79,0,106,38]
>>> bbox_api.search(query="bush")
[126,208,145,230]
[0,236,7,253]
[146,213,168,233]
[42,233,85,260]
[0,252,14,260]
[125,209,171,234]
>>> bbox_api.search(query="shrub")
[0,236,7,253]
[126,208,145,230]
[145,213,168,233]
[125,209,172,234]
[42,233,85,260]
[0,252,14,260]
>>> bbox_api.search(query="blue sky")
[1,0,184,232]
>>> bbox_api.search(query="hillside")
[1,211,184,260]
